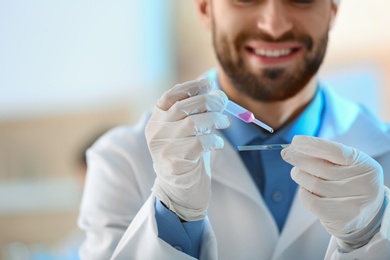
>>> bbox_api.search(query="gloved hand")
[145,78,231,221]
[281,136,385,250]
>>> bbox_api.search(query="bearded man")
[78,1,390,259]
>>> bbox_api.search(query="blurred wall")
[174,1,217,82]
[0,1,176,122]
[321,0,390,121]
[0,1,175,258]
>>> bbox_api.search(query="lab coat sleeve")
[78,115,218,259]
[324,186,390,260]
[111,194,218,260]
[78,122,162,259]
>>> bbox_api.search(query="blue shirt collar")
[205,69,324,147]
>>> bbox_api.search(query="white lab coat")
[78,86,390,260]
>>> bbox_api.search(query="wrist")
[160,200,187,223]
[152,186,207,222]
[336,195,387,252]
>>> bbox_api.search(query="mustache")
[236,31,313,51]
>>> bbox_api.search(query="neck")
[218,72,318,131]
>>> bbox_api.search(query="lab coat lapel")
[211,131,268,211]
[272,190,318,258]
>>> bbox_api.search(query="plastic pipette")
[225,100,274,133]
[237,144,289,151]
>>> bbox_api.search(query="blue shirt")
[155,69,325,257]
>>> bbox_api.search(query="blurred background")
[0,0,389,259]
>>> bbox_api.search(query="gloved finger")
[151,90,228,122]
[150,133,224,168]
[282,146,349,180]
[282,147,326,178]
[157,78,214,111]
[291,167,372,198]
[288,135,359,166]
[173,90,228,115]
[146,112,231,139]
[298,187,367,233]
[282,143,383,181]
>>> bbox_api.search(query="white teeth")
[253,48,291,57]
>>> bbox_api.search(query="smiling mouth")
[247,47,300,58]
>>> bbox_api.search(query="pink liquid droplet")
[237,111,254,123]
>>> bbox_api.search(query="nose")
[256,1,293,40]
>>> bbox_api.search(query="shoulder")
[93,111,151,150]
[87,111,153,166]
[84,110,155,192]
[320,85,390,157]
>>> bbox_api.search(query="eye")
[291,0,315,3]
[233,0,257,5]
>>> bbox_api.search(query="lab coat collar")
[207,70,324,147]
[211,136,266,211]
[211,132,281,253]
[318,85,390,157]
[223,85,323,147]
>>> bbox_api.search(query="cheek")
[213,6,255,37]
[296,7,334,39]
[293,16,331,54]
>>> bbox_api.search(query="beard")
[213,26,329,102]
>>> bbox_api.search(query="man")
[78,0,390,259]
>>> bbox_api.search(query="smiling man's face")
[206,0,337,102]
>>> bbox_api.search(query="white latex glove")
[281,136,385,250]
[145,78,231,221]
